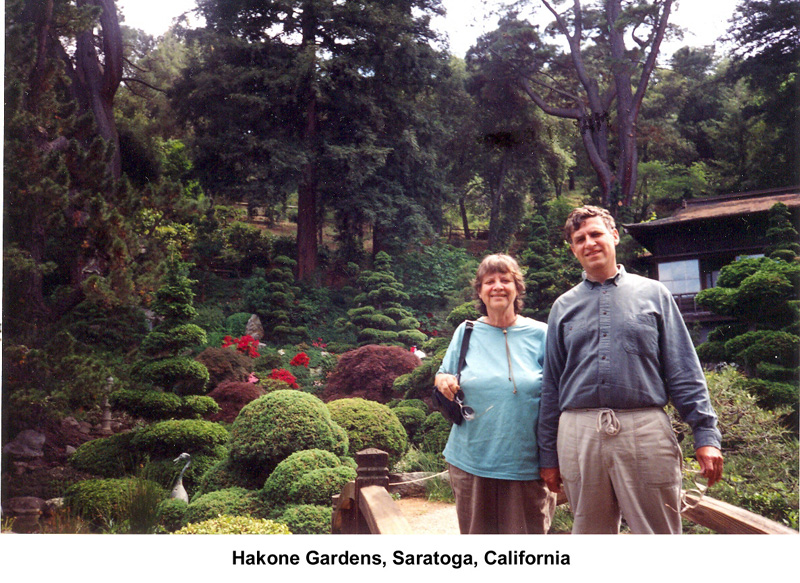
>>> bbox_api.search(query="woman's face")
[479,270,517,316]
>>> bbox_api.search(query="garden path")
[395,498,459,534]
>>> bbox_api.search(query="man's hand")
[695,446,724,487]
[540,467,562,494]
[434,373,459,401]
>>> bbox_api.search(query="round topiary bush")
[174,515,291,534]
[130,419,229,457]
[277,504,332,534]
[419,412,451,453]
[322,344,421,402]
[262,449,343,503]
[195,457,263,495]
[185,487,266,524]
[326,398,408,466]
[392,406,427,444]
[227,390,349,480]
[288,466,357,506]
[68,431,140,478]
[157,498,188,532]
[206,381,266,423]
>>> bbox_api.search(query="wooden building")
[623,186,800,328]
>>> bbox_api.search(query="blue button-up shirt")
[537,265,721,468]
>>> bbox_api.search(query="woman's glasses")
[454,390,476,421]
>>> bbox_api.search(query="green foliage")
[174,515,291,535]
[110,388,219,421]
[670,366,798,529]
[419,412,452,454]
[326,398,409,466]
[276,504,332,534]
[288,466,357,506]
[392,406,427,443]
[130,419,229,457]
[156,498,188,533]
[262,449,343,504]
[244,262,309,344]
[62,301,149,353]
[446,302,481,329]
[228,390,349,480]
[132,260,211,400]
[341,252,425,346]
[194,458,261,495]
[394,243,477,312]
[185,487,267,524]
[395,349,446,402]
[64,478,166,530]
[69,432,141,478]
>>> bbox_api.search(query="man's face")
[569,216,620,281]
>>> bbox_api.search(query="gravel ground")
[395,497,459,535]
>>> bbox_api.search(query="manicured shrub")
[392,406,426,444]
[277,504,332,534]
[262,449,343,503]
[195,346,253,388]
[157,498,188,532]
[288,466,356,506]
[326,398,408,465]
[206,381,265,423]
[194,458,262,495]
[144,446,228,494]
[174,515,291,534]
[179,395,220,419]
[185,487,267,524]
[394,350,445,401]
[391,398,428,412]
[227,390,349,480]
[136,357,210,396]
[323,344,420,402]
[130,419,229,457]
[419,412,451,453]
[68,431,140,478]
[110,389,219,421]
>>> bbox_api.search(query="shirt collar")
[582,264,626,288]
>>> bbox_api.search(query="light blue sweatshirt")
[438,317,547,481]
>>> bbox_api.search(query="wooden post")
[331,448,411,534]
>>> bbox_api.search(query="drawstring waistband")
[596,409,620,435]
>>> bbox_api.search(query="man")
[537,205,723,534]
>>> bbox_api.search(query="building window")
[658,259,701,294]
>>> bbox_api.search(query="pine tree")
[343,252,426,347]
[243,258,309,345]
[133,260,210,396]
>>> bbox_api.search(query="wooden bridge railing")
[331,448,797,535]
[331,448,412,534]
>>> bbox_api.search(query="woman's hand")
[434,373,460,401]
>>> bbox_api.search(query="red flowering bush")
[222,335,260,358]
[269,368,299,389]
[312,337,327,349]
[290,352,310,368]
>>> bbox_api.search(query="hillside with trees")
[2,0,798,535]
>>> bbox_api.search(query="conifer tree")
[133,260,210,396]
[243,257,309,345]
[343,252,426,347]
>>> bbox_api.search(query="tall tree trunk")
[459,195,472,239]
[296,3,320,281]
[72,0,124,179]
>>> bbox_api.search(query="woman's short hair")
[473,254,526,316]
[563,205,616,243]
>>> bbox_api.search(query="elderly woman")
[434,253,556,534]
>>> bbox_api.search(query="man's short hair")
[563,205,616,243]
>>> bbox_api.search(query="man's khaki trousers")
[557,407,683,534]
